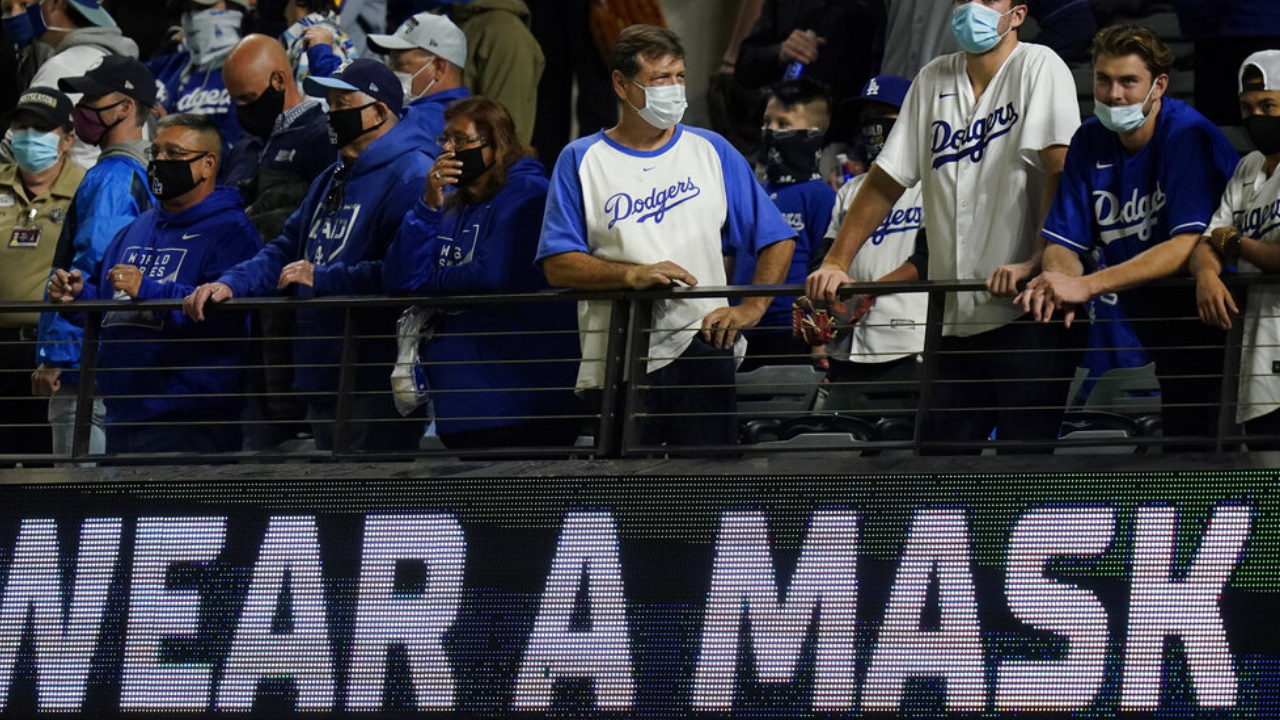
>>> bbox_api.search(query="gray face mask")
[181,8,243,65]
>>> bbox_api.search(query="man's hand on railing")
[1195,269,1238,330]
[278,260,316,290]
[109,265,143,299]
[804,263,853,306]
[1015,271,1086,327]
[986,260,1038,297]
[623,261,697,291]
[47,268,84,303]
[183,282,235,322]
[701,303,762,349]
[30,364,60,397]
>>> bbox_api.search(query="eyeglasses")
[146,145,208,161]
[436,134,489,149]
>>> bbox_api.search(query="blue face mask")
[1094,81,1157,135]
[952,2,1015,55]
[11,128,62,174]
[2,2,48,49]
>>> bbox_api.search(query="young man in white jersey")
[1194,51,1280,448]
[1020,25,1239,450]
[537,25,797,447]
[806,0,1082,452]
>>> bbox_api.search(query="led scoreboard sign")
[0,470,1275,717]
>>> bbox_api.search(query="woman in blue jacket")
[384,96,581,449]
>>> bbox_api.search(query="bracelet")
[1225,232,1243,262]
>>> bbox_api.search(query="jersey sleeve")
[535,142,592,263]
[1161,123,1237,238]
[1205,154,1250,236]
[717,137,796,256]
[874,67,929,188]
[1041,126,1096,253]
[826,176,862,240]
[1017,48,1081,160]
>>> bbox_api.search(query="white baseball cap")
[1240,50,1280,93]
[366,12,467,69]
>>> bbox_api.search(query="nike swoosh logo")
[1095,162,1114,170]
[939,93,957,99]
[642,167,655,172]
[182,233,201,240]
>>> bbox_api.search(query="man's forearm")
[1189,237,1224,278]
[1041,242,1085,276]
[541,251,638,291]
[740,239,795,315]
[821,165,903,271]
[1084,232,1201,296]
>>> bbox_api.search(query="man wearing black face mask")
[184,59,434,453]
[220,33,336,450]
[47,113,260,453]
[727,76,836,371]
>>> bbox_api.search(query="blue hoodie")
[384,156,579,436]
[74,187,261,426]
[217,123,433,394]
[37,141,155,384]
[384,86,471,159]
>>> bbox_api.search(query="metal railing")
[0,273,1272,463]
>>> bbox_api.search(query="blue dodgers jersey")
[1042,99,1239,267]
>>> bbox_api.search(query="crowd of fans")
[0,0,1279,458]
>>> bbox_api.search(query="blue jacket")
[384,87,471,160]
[37,141,155,382]
[217,124,433,394]
[75,187,260,426]
[384,157,579,435]
[147,50,243,154]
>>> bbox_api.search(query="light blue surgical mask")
[629,80,687,130]
[1094,81,1158,135]
[11,128,62,174]
[952,2,1015,55]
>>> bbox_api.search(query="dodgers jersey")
[1212,152,1280,423]
[537,125,795,390]
[827,175,927,363]
[876,42,1080,335]
[1042,98,1239,270]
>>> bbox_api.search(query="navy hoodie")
[384,156,580,435]
[76,187,261,426]
[217,123,433,394]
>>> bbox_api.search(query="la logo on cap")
[369,82,380,91]
[428,38,438,47]
[124,80,134,89]
[337,59,354,74]
[867,78,880,95]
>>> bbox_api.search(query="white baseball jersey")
[537,126,795,391]
[876,42,1080,336]
[1209,151,1280,423]
[826,175,927,363]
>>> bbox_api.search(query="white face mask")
[181,8,243,66]
[394,60,435,103]
[628,80,687,130]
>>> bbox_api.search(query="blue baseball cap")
[66,0,116,27]
[857,74,912,110]
[304,59,404,116]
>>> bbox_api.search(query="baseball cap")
[858,75,912,110]
[366,12,467,68]
[1240,50,1280,93]
[59,56,158,107]
[66,0,116,28]
[7,87,74,130]
[304,58,405,116]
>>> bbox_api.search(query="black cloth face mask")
[761,128,823,185]
[148,154,209,201]
[1246,114,1280,156]
[327,102,384,148]
[860,118,896,163]
[453,143,493,186]
[236,78,285,139]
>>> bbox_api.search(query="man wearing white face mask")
[807,0,1082,453]
[0,87,83,462]
[366,12,469,160]
[147,0,249,156]
[537,25,797,448]
[1021,25,1239,450]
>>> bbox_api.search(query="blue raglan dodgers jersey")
[537,125,795,390]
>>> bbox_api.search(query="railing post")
[71,311,100,461]
[912,288,947,454]
[620,297,653,456]
[1216,291,1246,452]
[596,299,632,458]
[332,308,357,456]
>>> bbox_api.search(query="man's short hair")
[608,24,683,79]
[156,113,223,156]
[769,77,832,124]
[1091,24,1174,79]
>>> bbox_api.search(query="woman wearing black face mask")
[382,96,582,451]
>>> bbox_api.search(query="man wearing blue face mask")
[538,25,797,448]
[0,87,83,463]
[147,0,250,156]
[1020,25,1239,451]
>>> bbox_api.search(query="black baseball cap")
[59,55,157,107]
[304,59,404,116]
[8,87,74,130]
